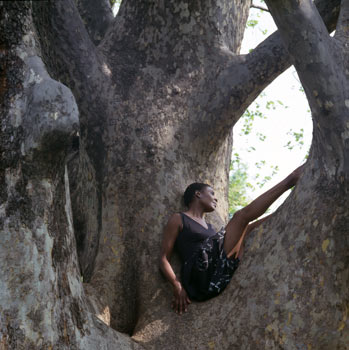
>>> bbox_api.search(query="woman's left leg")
[226,214,271,258]
[223,165,303,257]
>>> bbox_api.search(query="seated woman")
[159,165,303,314]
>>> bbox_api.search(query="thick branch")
[33,0,114,279]
[233,31,290,116]
[203,0,340,137]
[239,0,339,112]
[0,3,142,348]
[335,0,349,42]
[265,0,349,175]
[32,0,112,149]
[245,0,340,109]
[32,0,106,109]
[264,0,340,99]
[76,0,114,45]
[33,0,111,178]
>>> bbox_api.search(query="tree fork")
[213,0,340,136]
[154,0,341,142]
[32,0,342,335]
[2,0,347,348]
[335,0,349,42]
[75,0,114,45]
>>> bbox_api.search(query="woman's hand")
[172,281,191,315]
[159,214,190,314]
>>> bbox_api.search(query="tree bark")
[1,0,347,349]
[0,2,141,349]
[75,0,114,45]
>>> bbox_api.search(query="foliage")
[109,0,121,7]
[247,19,259,28]
[254,163,279,188]
[228,3,310,215]
[246,0,269,34]
[228,155,253,216]
[228,154,280,217]
[284,128,304,150]
[109,0,122,15]
[239,102,266,135]
[228,90,289,215]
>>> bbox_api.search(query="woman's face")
[197,186,217,212]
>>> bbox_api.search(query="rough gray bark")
[0,2,141,349]
[1,0,347,349]
[75,0,114,45]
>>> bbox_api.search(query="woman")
[159,165,303,314]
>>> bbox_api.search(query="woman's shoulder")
[166,212,183,230]
[170,212,182,220]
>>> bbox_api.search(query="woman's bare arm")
[159,213,191,314]
[159,213,181,286]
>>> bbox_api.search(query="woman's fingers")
[182,295,190,313]
[179,297,184,314]
[172,291,191,315]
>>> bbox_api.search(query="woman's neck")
[185,205,205,219]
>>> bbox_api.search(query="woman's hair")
[183,182,211,207]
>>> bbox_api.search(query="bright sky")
[236,3,311,212]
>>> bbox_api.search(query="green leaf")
[284,128,305,150]
[247,19,258,28]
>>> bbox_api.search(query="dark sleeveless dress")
[174,212,240,301]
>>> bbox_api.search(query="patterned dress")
[175,213,240,301]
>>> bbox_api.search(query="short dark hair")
[183,183,210,207]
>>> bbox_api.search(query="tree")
[0,0,346,349]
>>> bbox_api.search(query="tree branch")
[33,0,114,277]
[32,0,111,160]
[32,0,112,130]
[264,0,349,174]
[246,0,340,102]
[251,4,270,12]
[33,0,103,94]
[240,0,339,112]
[0,4,142,348]
[335,0,349,42]
[233,31,290,116]
[75,0,114,45]
[264,0,342,108]
[206,0,340,136]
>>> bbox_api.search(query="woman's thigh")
[223,210,249,256]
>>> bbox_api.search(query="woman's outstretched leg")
[227,214,271,259]
[223,165,304,257]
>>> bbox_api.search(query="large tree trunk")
[0,2,140,349]
[1,0,347,349]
